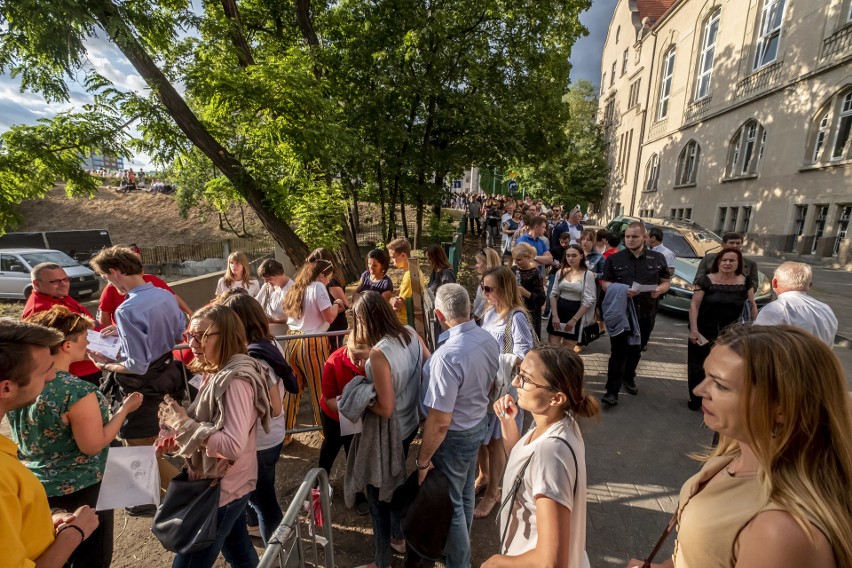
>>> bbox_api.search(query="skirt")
[546,297,582,339]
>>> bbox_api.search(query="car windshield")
[21,251,79,268]
[660,229,699,258]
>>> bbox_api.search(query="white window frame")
[831,91,852,160]
[622,49,629,76]
[676,140,700,185]
[657,48,676,120]
[645,154,660,191]
[611,62,616,86]
[727,121,766,177]
[813,111,829,163]
[695,9,721,101]
[753,0,786,70]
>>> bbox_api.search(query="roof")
[634,0,677,26]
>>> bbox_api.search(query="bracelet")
[58,524,86,543]
[415,457,431,470]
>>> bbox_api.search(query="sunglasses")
[482,285,496,294]
[185,330,220,344]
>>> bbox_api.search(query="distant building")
[451,167,482,194]
[81,152,124,171]
[599,0,852,265]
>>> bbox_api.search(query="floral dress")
[8,370,109,496]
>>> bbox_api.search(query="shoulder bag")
[578,271,601,346]
[502,308,541,355]
[640,512,677,567]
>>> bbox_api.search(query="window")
[794,205,808,236]
[0,255,26,273]
[628,79,641,108]
[676,140,700,185]
[727,120,767,177]
[695,9,720,100]
[813,111,829,162]
[644,154,660,191]
[640,208,654,217]
[806,89,852,164]
[741,206,752,233]
[832,92,852,160]
[616,26,621,44]
[753,0,786,70]
[685,208,693,220]
[657,48,676,120]
[611,62,616,86]
[729,207,739,232]
[716,207,727,233]
[622,49,629,76]
[452,180,462,189]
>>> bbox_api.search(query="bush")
[428,214,455,242]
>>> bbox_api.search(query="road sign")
[507,180,518,191]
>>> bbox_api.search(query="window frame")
[622,49,629,76]
[644,153,660,191]
[812,111,830,163]
[611,62,617,87]
[726,120,767,178]
[831,92,852,161]
[695,9,721,101]
[676,140,700,186]
[657,48,676,121]
[752,0,786,71]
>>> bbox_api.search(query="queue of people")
[2,216,851,568]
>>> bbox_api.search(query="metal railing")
[258,468,335,568]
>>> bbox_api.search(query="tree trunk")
[432,173,445,220]
[350,186,360,235]
[414,194,424,249]
[338,213,362,283]
[377,162,388,243]
[90,0,310,264]
[400,189,409,241]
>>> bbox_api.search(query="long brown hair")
[224,251,256,288]
[528,346,600,418]
[282,260,333,320]
[482,266,527,320]
[188,304,248,374]
[307,248,345,287]
[712,325,852,566]
[425,244,451,273]
[218,293,273,344]
[352,291,411,347]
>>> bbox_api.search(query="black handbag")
[151,467,227,554]
[578,322,601,346]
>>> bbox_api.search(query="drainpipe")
[629,22,658,216]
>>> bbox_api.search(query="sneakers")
[247,524,261,538]
[390,540,407,554]
[601,393,618,406]
[624,382,639,395]
[125,504,157,516]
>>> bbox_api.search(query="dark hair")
[352,291,411,347]
[722,232,744,243]
[425,244,451,272]
[367,249,390,273]
[605,232,621,248]
[648,227,664,242]
[709,246,744,275]
[90,245,144,276]
[306,248,345,287]
[525,214,546,228]
[596,228,609,241]
[257,258,285,279]
[218,293,273,344]
[528,346,600,417]
[24,306,95,355]
[0,319,63,386]
[561,244,588,270]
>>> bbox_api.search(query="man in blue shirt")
[516,214,553,278]
[416,284,498,568]
[89,246,186,509]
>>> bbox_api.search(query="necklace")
[724,455,757,477]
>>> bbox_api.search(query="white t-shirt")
[499,414,590,568]
[215,277,260,297]
[255,279,294,322]
[287,281,333,333]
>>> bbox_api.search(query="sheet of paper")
[87,330,121,361]
[337,396,363,436]
[630,282,658,293]
[95,446,161,511]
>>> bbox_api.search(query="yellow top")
[396,266,424,325]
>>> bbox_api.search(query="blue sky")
[0,0,617,169]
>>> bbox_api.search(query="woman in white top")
[281,259,345,440]
[352,291,430,568]
[475,265,536,519]
[472,247,502,320]
[215,251,260,297]
[486,346,599,568]
[255,258,293,338]
[547,244,596,349]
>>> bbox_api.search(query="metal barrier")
[258,468,335,568]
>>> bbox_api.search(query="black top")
[359,271,393,295]
[427,268,456,295]
[327,277,348,332]
[602,247,671,318]
[694,275,750,340]
[514,266,546,311]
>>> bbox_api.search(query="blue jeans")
[247,442,284,546]
[171,494,257,568]
[432,417,488,568]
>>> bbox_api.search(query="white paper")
[95,446,161,511]
[630,282,658,293]
[87,330,121,361]
[337,396,363,436]
[189,374,204,389]
[696,333,710,346]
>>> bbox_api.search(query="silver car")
[0,249,100,300]
[604,217,773,313]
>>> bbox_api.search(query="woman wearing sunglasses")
[485,346,599,568]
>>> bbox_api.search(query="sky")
[0,0,618,169]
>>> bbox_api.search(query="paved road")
[576,310,851,567]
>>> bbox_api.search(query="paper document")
[87,330,121,361]
[337,396,363,436]
[696,333,710,346]
[630,282,658,293]
[95,446,161,511]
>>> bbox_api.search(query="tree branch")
[220,0,255,69]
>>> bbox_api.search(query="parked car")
[0,249,100,300]
[604,216,773,313]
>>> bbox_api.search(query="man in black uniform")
[601,222,670,406]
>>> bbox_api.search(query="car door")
[0,254,32,298]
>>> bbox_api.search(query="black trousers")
[466,216,481,235]
[605,314,654,395]
[48,482,113,568]
[318,409,354,474]
[687,339,713,405]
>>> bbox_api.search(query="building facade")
[599,0,852,266]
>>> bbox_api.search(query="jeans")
[48,482,112,568]
[367,429,417,567]
[430,417,488,568]
[247,442,284,546]
[605,314,654,395]
[172,494,257,568]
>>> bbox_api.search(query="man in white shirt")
[754,261,837,346]
[646,227,676,275]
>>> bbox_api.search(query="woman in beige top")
[628,325,852,568]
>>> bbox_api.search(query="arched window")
[695,9,721,101]
[808,89,852,164]
[644,154,660,191]
[657,48,676,120]
[676,140,700,186]
[726,121,766,177]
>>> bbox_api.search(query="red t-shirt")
[602,247,619,259]
[22,291,101,378]
[98,274,173,324]
[320,346,365,421]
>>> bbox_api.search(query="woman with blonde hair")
[475,265,536,519]
[281,260,345,440]
[306,248,349,349]
[472,247,502,319]
[486,346,599,568]
[628,325,852,568]
[215,251,260,297]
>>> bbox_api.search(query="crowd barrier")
[257,468,336,568]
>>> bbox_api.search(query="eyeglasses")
[513,368,554,390]
[482,285,496,294]
[185,330,220,344]
[45,277,70,285]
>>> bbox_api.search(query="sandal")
[474,481,488,497]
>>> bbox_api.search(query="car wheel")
[23,286,33,300]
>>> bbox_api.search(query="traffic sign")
[507,180,518,191]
